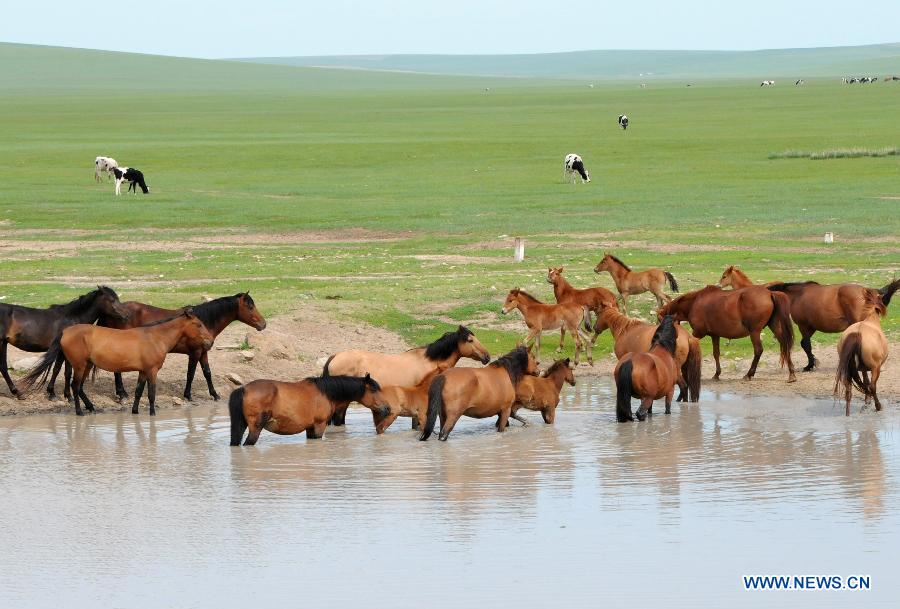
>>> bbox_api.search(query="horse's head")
[457,325,490,364]
[593,301,617,334]
[547,267,564,285]
[359,373,389,409]
[501,289,521,314]
[718,265,736,288]
[237,292,267,331]
[594,254,612,274]
[656,293,691,322]
[524,345,540,377]
[95,285,130,321]
[181,308,214,351]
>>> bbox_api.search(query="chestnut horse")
[229,373,388,445]
[100,293,266,401]
[21,310,213,416]
[594,253,678,311]
[374,368,445,434]
[593,303,701,402]
[0,286,129,400]
[511,357,575,425]
[658,285,796,382]
[501,289,593,365]
[768,278,900,371]
[547,266,617,349]
[324,325,491,426]
[614,315,680,422]
[421,346,538,441]
[718,265,779,289]
[834,292,889,415]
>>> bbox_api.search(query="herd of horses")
[1,254,896,443]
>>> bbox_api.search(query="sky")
[2,0,899,58]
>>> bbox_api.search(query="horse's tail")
[834,332,870,410]
[769,291,795,368]
[878,278,900,307]
[18,335,64,395]
[615,360,634,422]
[229,386,247,446]
[684,337,702,402]
[421,374,445,441]
[322,354,336,377]
[579,307,594,339]
[664,271,679,293]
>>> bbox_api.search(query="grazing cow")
[112,167,150,195]
[94,156,118,182]
[563,154,590,184]
[760,80,775,87]
[795,79,804,86]
[618,114,629,130]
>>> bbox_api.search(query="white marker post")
[514,237,525,262]
[823,232,834,244]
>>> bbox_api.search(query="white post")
[514,237,525,262]
[823,232,834,244]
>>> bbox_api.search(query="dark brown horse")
[658,285,796,382]
[511,357,575,425]
[21,310,213,416]
[0,286,129,400]
[100,292,266,401]
[229,373,389,445]
[615,315,680,422]
[768,279,899,371]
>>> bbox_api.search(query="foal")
[834,293,889,415]
[614,315,679,422]
[546,266,617,349]
[594,253,678,311]
[501,288,593,365]
[511,357,576,425]
[375,368,445,434]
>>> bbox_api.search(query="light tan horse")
[834,292,889,416]
[547,266,617,349]
[593,303,701,402]
[375,368,445,434]
[324,325,490,425]
[594,253,678,310]
[614,316,680,422]
[501,289,593,365]
[511,358,575,425]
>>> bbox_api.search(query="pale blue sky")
[2,0,898,58]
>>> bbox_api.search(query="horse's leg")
[743,331,764,380]
[535,331,542,364]
[438,411,462,441]
[330,401,349,426]
[635,398,652,421]
[132,375,146,415]
[509,408,529,426]
[620,293,628,313]
[799,325,817,371]
[572,329,582,366]
[244,415,264,445]
[496,406,511,432]
[711,336,722,380]
[665,388,674,414]
[411,415,420,431]
[557,327,565,353]
[0,340,19,397]
[199,351,219,401]
[183,354,198,401]
[47,355,64,401]
[71,367,87,416]
[871,366,882,412]
[675,369,687,402]
[147,370,159,416]
[114,372,128,402]
[64,360,72,402]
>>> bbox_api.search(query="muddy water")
[1,379,898,608]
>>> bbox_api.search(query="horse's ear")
[564,357,571,365]
[559,266,564,272]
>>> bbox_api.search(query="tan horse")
[229,374,389,445]
[501,289,593,365]
[593,303,701,402]
[717,265,780,289]
[614,315,680,422]
[421,346,538,441]
[324,325,491,425]
[375,368,445,434]
[594,253,679,311]
[834,293,889,415]
[21,310,213,416]
[546,266,617,349]
[511,358,575,425]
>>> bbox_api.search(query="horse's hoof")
[75,411,84,417]
[211,393,221,402]
[787,376,797,384]
[132,409,139,415]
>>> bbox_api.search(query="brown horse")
[834,293,889,415]
[21,310,213,416]
[658,285,796,382]
[374,368,445,434]
[100,292,267,401]
[546,266,617,349]
[593,303,702,402]
[421,346,538,441]
[594,253,678,311]
[614,315,680,422]
[501,289,593,365]
[324,325,491,426]
[229,373,388,445]
[768,278,899,371]
[717,265,780,289]
[511,357,575,425]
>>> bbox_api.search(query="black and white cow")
[795,79,804,86]
[618,114,629,130]
[564,154,590,183]
[94,156,118,182]
[112,167,150,195]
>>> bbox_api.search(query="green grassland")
[0,43,897,363]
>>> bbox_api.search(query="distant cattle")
[760,80,775,87]
[795,79,804,86]
[618,115,629,130]
[94,156,118,182]
[112,167,150,195]
[563,154,590,184]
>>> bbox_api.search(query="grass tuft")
[770,147,899,160]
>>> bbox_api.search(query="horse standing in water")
[374,368,445,434]
[100,293,267,401]
[834,292,889,415]
[546,266,617,349]
[511,357,575,425]
[593,302,701,402]
[21,310,213,416]
[614,315,680,422]
[594,253,678,311]
[421,346,538,441]
[0,287,130,400]
[229,374,389,445]
[501,289,593,365]
[658,285,796,382]
[324,325,491,426]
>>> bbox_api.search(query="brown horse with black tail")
[768,278,899,371]
[594,253,678,311]
[614,315,680,422]
[834,292,889,416]
[0,286,130,400]
[658,285,796,382]
[229,373,389,445]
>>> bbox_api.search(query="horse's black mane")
[606,254,631,272]
[543,359,570,378]
[191,293,246,327]
[424,325,473,361]
[651,316,678,354]
[306,374,380,402]
[48,286,119,315]
[489,346,531,385]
